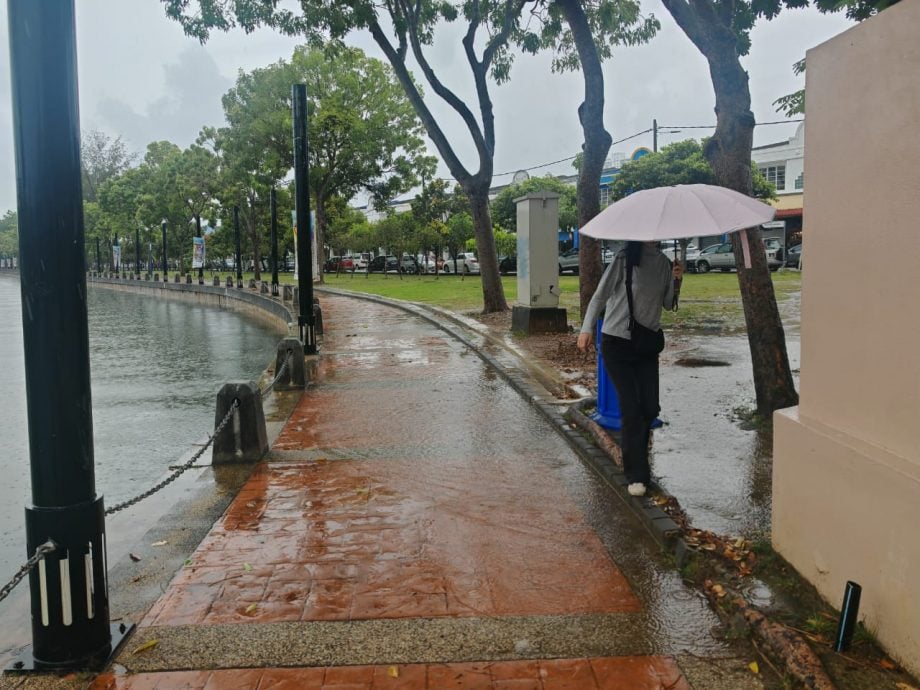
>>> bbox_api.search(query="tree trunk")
[466,187,508,313]
[557,0,612,318]
[661,1,798,416]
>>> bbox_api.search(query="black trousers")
[600,334,660,485]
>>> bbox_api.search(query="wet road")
[96,294,755,689]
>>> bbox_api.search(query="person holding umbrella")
[577,242,682,497]
[574,184,777,497]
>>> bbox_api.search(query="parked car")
[354,252,372,270]
[323,256,353,272]
[694,242,783,273]
[558,248,580,274]
[658,242,702,270]
[367,255,399,273]
[442,252,480,274]
[785,244,802,269]
[498,255,517,275]
[399,254,419,274]
[763,237,784,264]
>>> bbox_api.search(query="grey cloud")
[95,47,231,152]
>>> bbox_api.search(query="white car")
[442,253,480,274]
[353,253,371,270]
[694,242,783,272]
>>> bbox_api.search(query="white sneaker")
[627,482,647,497]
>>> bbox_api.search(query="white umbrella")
[579,184,776,242]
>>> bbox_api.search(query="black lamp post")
[194,213,204,285]
[7,0,130,671]
[270,187,279,296]
[161,221,168,281]
[292,84,316,353]
[234,205,242,289]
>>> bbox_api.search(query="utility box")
[512,192,567,333]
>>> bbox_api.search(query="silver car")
[694,242,783,273]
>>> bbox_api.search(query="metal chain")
[260,349,293,397]
[105,399,240,516]
[0,540,56,604]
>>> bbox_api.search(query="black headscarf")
[625,241,644,269]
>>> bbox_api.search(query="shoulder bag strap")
[625,260,636,329]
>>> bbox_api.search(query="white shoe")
[627,482,647,497]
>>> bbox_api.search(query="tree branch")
[368,21,472,185]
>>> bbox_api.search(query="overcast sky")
[0,0,852,215]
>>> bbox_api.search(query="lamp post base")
[5,622,134,674]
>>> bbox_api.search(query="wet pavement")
[58,294,762,689]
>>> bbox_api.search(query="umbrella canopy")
[579,184,776,241]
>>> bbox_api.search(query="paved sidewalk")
[90,294,756,689]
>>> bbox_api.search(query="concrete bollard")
[274,338,306,390]
[212,382,269,464]
[260,282,269,295]
[282,285,293,302]
[226,276,234,288]
[213,275,220,286]
[153,273,159,282]
[186,274,192,284]
[174,273,181,283]
[248,278,257,289]
[292,286,300,311]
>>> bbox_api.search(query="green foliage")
[610,139,776,201]
[490,175,578,232]
[81,130,138,203]
[203,44,432,270]
[514,0,660,72]
[0,210,18,259]
[493,229,516,257]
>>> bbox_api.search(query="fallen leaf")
[880,658,898,670]
[711,584,724,594]
[129,553,142,562]
[133,639,158,655]
[355,487,369,495]
[388,666,399,678]
[243,562,253,572]
[245,603,257,614]
[895,683,918,690]
[151,540,167,547]
[748,661,759,674]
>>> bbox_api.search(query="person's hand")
[673,260,683,280]
[576,332,592,353]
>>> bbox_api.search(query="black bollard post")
[292,84,317,354]
[270,187,279,297]
[234,205,243,289]
[6,0,130,671]
[94,237,100,274]
[833,581,862,653]
[161,221,168,282]
[134,227,139,278]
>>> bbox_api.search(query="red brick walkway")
[94,295,696,689]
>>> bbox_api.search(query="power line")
[433,119,802,184]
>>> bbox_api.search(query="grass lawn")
[298,269,802,331]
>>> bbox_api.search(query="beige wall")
[773,0,920,674]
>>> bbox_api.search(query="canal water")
[0,273,282,581]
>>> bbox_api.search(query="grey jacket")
[580,246,675,340]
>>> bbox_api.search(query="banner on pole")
[112,245,121,269]
[192,236,205,269]
[291,209,318,281]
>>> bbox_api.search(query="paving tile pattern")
[92,656,689,689]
